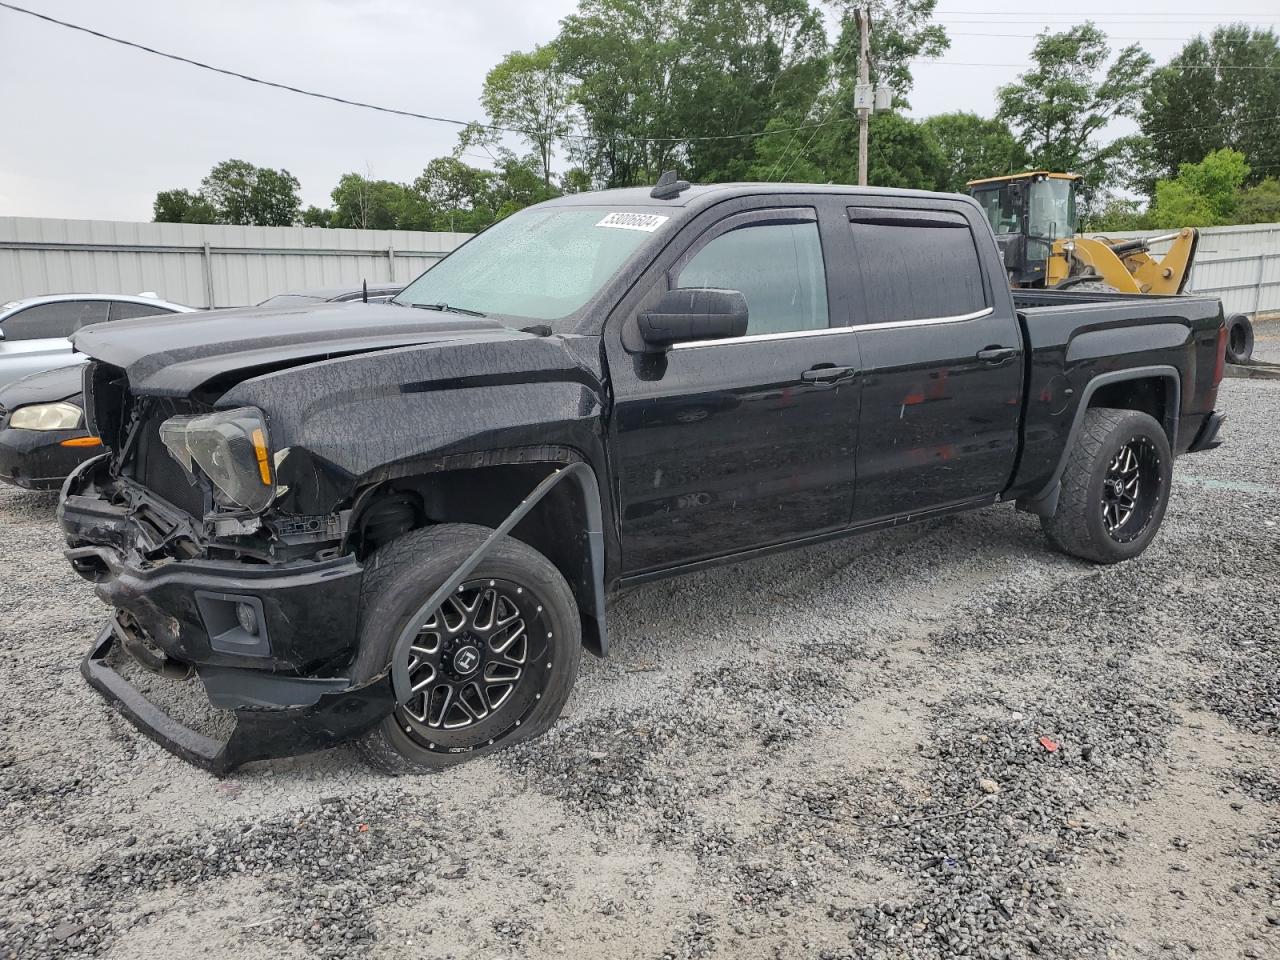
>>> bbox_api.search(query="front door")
[607,202,861,577]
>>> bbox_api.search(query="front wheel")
[1040,407,1173,564]
[353,523,582,774]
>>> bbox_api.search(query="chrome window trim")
[670,325,854,350]
[856,306,994,333]
[669,306,994,350]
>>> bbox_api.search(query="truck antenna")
[650,170,691,200]
[362,279,368,303]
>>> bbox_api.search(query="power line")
[947,30,1269,41]
[0,1,858,147]
[911,58,1280,69]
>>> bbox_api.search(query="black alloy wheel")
[1040,407,1173,564]
[397,578,552,754]
[353,523,582,774]
[1100,436,1162,543]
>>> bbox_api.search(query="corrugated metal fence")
[1095,222,1280,318]
[4,215,1277,317]
[0,217,470,309]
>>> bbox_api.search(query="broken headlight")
[159,407,274,513]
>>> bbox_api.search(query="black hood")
[72,301,528,396]
[0,360,86,408]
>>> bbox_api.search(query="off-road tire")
[353,523,581,774]
[1225,313,1254,365]
[1040,407,1172,564]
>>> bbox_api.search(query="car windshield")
[393,207,662,324]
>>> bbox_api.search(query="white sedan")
[0,293,195,390]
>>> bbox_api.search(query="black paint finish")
[0,363,94,489]
[57,182,1227,771]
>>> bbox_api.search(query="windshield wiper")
[407,302,487,318]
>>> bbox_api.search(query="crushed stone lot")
[2,334,1279,959]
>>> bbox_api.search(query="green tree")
[997,23,1153,202]
[152,188,217,224]
[328,173,434,230]
[1140,25,1280,189]
[677,0,829,182]
[921,112,1028,193]
[749,111,945,189]
[745,0,949,186]
[827,0,949,106]
[199,159,302,226]
[1082,198,1151,233]
[301,205,334,228]
[1149,148,1250,227]
[480,45,574,185]
[413,157,498,232]
[1237,178,1280,224]
[554,0,831,187]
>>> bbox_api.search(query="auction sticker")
[596,212,669,232]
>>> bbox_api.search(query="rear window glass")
[846,208,988,324]
[110,301,176,322]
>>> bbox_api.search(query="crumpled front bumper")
[60,455,394,774]
[82,618,394,776]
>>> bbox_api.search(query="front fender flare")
[388,462,607,706]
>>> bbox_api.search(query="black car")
[0,286,405,491]
[0,363,95,490]
[60,181,1227,776]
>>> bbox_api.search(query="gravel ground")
[2,333,1279,959]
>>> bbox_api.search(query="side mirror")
[638,288,748,349]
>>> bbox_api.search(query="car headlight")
[8,401,84,431]
[159,406,274,513]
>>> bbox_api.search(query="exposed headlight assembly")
[159,406,274,513]
[9,401,84,431]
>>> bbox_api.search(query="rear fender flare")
[1017,365,1180,517]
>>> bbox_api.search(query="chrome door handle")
[802,365,857,383]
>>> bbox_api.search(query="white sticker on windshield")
[596,212,669,232]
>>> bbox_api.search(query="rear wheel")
[1040,407,1172,564]
[353,524,582,774]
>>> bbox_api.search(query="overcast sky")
[0,0,1275,221]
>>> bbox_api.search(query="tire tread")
[350,524,581,775]
[1040,407,1170,564]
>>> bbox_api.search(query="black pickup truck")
[58,181,1227,775]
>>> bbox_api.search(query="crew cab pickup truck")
[58,181,1227,775]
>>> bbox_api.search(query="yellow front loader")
[965,172,1199,295]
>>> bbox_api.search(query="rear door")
[844,200,1023,523]
[606,198,862,576]
[0,300,109,388]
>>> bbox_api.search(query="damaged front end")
[60,363,388,775]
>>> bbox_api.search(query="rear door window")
[0,301,109,340]
[109,301,177,322]
[846,207,988,325]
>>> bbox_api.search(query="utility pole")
[857,8,871,187]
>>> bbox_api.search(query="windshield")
[1028,179,1077,254]
[394,207,662,323]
